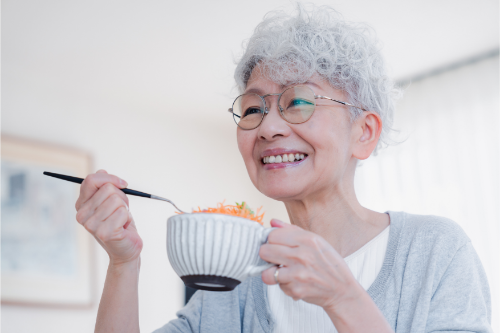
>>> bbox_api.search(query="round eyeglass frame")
[227,85,368,130]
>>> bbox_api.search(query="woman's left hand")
[260,219,362,311]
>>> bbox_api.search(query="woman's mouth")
[262,153,306,164]
[260,153,308,170]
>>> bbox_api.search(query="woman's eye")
[243,107,261,117]
[287,98,314,109]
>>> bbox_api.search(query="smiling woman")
[74,3,492,333]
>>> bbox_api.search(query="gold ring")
[274,266,280,284]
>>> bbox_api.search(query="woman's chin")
[258,183,306,201]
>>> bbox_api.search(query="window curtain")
[354,54,499,330]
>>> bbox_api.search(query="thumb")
[270,219,291,228]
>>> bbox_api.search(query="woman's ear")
[352,111,383,160]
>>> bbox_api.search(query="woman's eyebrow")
[245,81,321,95]
[303,81,322,89]
[244,87,263,95]
[278,81,322,90]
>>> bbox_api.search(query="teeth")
[263,154,307,164]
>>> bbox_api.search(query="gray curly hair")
[234,4,400,153]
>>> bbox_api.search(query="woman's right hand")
[75,169,143,265]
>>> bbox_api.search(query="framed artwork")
[1,136,95,307]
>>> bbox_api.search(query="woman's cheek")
[237,130,258,175]
[236,129,251,159]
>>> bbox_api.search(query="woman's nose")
[257,97,292,141]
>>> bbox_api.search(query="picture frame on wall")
[1,136,95,307]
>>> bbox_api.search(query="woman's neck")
[283,163,389,258]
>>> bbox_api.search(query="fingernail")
[271,219,285,227]
[120,179,128,188]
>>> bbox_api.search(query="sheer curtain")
[354,54,499,330]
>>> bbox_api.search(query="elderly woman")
[75,5,492,333]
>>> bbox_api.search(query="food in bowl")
[182,201,265,224]
[168,202,273,292]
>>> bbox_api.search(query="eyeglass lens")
[279,86,316,125]
[232,85,316,130]
[232,93,265,130]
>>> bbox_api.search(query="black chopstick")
[43,171,152,199]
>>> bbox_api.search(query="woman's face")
[237,69,359,202]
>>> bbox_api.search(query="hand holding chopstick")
[43,171,187,213]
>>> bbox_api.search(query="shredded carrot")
[181,201,264,225]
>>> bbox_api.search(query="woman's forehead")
[245,70,333,95]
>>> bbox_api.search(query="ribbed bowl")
[167,213,274,291]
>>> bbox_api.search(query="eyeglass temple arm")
[228,108,241,118]
[315,95,368,112]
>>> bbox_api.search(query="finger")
[77,183,129,224]
[93,193,128,224]
[270,219,293,228]
[262,266,292,285]
[259,244,295,266]
[267,226,308,247]
[77,172,123,210]
[96,169,108,174]
[122,210,134,230]
[76,173,128,209]
[121,211,137,230]
[104,208,133,238]
[262,266,279,285]
[95,206,131,243]
[82,193,127,234]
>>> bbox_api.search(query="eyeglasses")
[228,85,367,130]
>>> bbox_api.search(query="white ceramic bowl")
[167,213,275,291]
